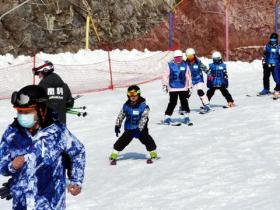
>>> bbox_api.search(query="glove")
[32,67,39,75]
[66,97,74,108]
[187,88,192,98]
[132,128,141,139]
[162,85,168,93]
[62,153,72,179]
[207,75,214,81]
[115,126,120,137]
[0,178,12,200]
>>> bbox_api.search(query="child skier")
[185,48,210,113]
[207,51,235,107]
[162,50,192,125]
[259,33,280,96]
[109,85,157,164]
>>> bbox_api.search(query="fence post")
[169,12,173,49]
[275,0,278,33]
[225,7,229,61]
[107,51,114,90]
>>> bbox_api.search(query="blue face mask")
[17,113,37,128]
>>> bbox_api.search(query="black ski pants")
[114,128,156,152]
[207,87,234,103]
[262,64,274,90]
[165,91,190,116]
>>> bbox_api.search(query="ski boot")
[273,91,279,100]
[163,115,172,125]
[258,89,271,96]
[181,112,193,126]
[109,151,119,165]
[149,151,158,159]
[227,102,235,108]
[200,104,210,114]
[147,151,158,164]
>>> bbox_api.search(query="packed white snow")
[1,50,280,210]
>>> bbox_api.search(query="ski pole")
[67,110,87,117]
[69,106,86,110]
[73,95,82,100]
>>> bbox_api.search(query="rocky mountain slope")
[0,0,277,61]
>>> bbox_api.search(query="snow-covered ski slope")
[1,53,280,210]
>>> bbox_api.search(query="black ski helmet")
[11,85,48,109]
[270,33,278,40]
[33,60,54,76]
[127,85,141,97]
[12,85,49,126]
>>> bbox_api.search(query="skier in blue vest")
[185,48,210,113]
[0,85,85,210]
[207,51,235,107]
[259,33,280,96]
[110,85,157,162]
[162,50,192,124]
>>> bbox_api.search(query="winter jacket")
[115,97,149,132]
[0,119,85,210]
[162,60,192,92]
[186,58,208,85]
[263,44,280,65]
[39,73,74,124]
[207,62,228,88]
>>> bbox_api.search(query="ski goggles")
[32,63,52,75]
[187,54,195,60]
[127,89,141,97]
[11,91,47,108]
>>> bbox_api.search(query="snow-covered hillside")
[1,51,280,210]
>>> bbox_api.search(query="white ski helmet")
[212,51,222,60]
[173,50,183,58]
[186,48,195,57]
[33,60,54,76]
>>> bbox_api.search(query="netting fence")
[0,51,172,100]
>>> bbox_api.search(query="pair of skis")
[158,119,193,126]
[110,157,159,165]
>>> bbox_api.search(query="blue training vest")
[123,102,148,130]
[168,61,187,88]
[265,44,280,65]
[186,60,204,85]
[207,63,228,88]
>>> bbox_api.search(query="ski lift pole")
[169,12,173,49]
[85,16,90,49]
[275,0,279,33]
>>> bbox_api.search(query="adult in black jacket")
[34,61,73,181]
[33,60,74,124]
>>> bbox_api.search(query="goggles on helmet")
[32,62,53,75]
[127,89,141,97]
[11,91,47,108]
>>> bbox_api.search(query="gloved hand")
[0,178,12,200]
[62,153,72,179]
[162,85,168,93]
[132,128,141,139]
[115,126,120,137]
[187,87,192,98]
[207,75,214,81]
[66,97,74,108]
[32,67,39,75]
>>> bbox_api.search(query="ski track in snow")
[1,59,280,209]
